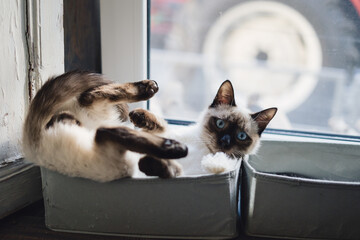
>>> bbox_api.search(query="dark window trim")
[166,119,360,143]
[146,0,151,110]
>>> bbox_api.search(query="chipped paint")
[0,114,9,127]
[0,0,28,161]
[0,0,64,163]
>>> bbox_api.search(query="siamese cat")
[22,71,187,182]
[22,71,276,181]
[131,80,277,176]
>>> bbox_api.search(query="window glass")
[150,0,360,136]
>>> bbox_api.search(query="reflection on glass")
[150,0,360,136]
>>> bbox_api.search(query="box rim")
[45,225,239,240]
[243,157,360,188]
[41,158,242,184]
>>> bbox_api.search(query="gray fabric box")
[41,161,241,239]
[242,141,360,240]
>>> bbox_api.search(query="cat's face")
[201,80,277,158]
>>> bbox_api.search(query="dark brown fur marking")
[46,112,81,129]
[251,108,278,135]
[95,127,187,159]
[205,116,252,157]
[210,80,236,108]
[78,80,159,107]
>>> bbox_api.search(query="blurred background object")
[150,0,360,136]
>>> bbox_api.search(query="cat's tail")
[22,71,111,150]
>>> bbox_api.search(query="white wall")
[0,0,64,162]
[0,0,28,161]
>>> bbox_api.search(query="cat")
[22,71,188,182]
[129,80,277,176]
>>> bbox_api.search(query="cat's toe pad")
[135,80,158,100]
[129,109,147,128]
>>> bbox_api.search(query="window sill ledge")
[0,159,42,219]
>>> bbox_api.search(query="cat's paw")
[129,108,164,132]
[129,109,149,128]
[160,139,188,159]
[139,157,182,178]
[134,80,159,101]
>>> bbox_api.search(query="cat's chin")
[208,147,243,159]
[222,151,243,159]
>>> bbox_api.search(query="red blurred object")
[351,0,360,15]
[151,0,189,34]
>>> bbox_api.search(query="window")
[149,0,360,139]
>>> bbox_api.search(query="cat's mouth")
[219,147,244,159]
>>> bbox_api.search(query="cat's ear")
[210,80,236,108]
[251,107,277,135]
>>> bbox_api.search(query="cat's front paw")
[139,157,182,178]
[160,139,188,159]
[134,80,159,101]
[129,108,164,132]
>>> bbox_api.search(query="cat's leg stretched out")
[95,127,186,160]
[78,79,159,106]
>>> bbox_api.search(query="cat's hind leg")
[78,80,159,106]
[129,108,167,133]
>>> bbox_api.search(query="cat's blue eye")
[216,119,225,129]
[237,132,247,140]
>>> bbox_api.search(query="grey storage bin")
[242,140,360,240]
[41,161,241,239]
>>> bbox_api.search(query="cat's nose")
[220,134,231,147]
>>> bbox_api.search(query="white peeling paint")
[0,0,64,162]
[0,113,9,127]
[0,0,28,161]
